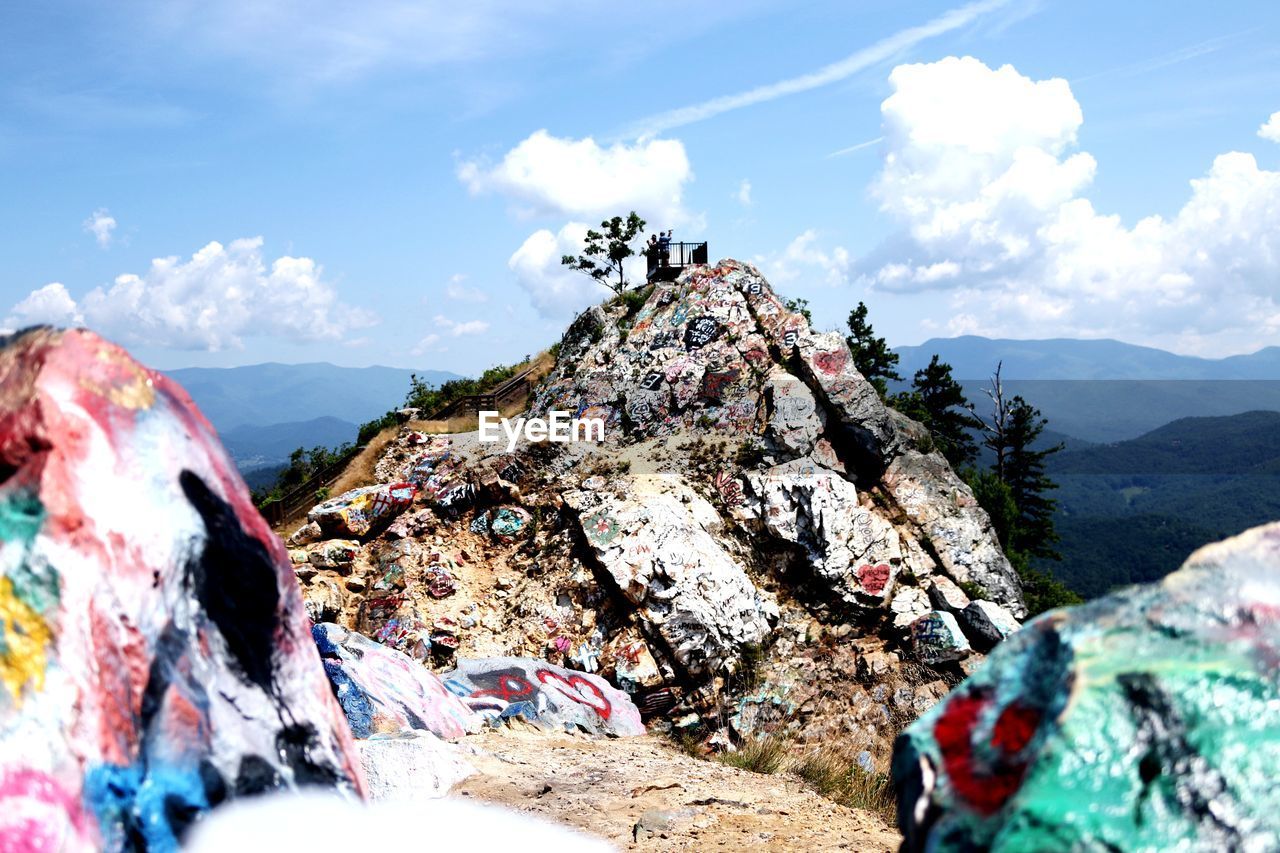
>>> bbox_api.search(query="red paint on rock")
[857,563,891,595]
[933,689,1035,816]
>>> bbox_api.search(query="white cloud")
[6,237,375,350]
[459,130,695,227]
[83,208,117,248]
[625,0,1014,138]
[434,314,490,337]
[1260,111,1280,143]
[859,57,1280,355]
[754,230,852,287]
[410,333,444,356]
[6,283,84,328]
[445,274,489,303]
[508,222,646,320]
[735,180,752,207]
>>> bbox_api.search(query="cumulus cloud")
[83,208,117,248]
[735,180,752,207]
[507,222,648,320]
[434,314,489,336]
[1260,111,1280,143]
[753,231,852,287]
[459,130,695,227]
[7,283,85,328]
[445,274,489,303]
[860,56,1280,355]
[5,237,374,350]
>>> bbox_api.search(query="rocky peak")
[292,259,1025,772]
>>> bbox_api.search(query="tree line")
[846,303,1080,615]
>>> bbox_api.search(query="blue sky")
[3,0,1279,374]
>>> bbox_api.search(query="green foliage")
[1001,397,1064,560]
[893,355,978,467]
[845,302,901,397]
[784,297,813,324]
[358,410,398,445]
[252,443,353,506]
[560,211,647,295]
[616,283,654,320]
[1008,549,1082,615]
[404,358,529,416]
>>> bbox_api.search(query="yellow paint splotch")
[0,576,52,703]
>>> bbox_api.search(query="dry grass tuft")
[793,746,897,825]
[717,733,790,775]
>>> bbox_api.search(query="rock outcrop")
[293,258,1024,773]
[0,329,363,851]
[894,521,1280,852]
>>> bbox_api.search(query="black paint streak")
[234,755,282,796]
[1119,672,1245,849]
[181,470,280,692]
[276,724,344,788]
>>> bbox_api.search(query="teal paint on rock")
[893,521,1280,851]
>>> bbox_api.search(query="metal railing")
[646,241,708,281]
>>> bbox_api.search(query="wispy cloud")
[623,0,1016,139]
[827,136,883,158]
[1072,30,1255,85]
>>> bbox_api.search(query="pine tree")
[893,355,977,467]
[1002,396,1063,560]
[845,302,901,397]
[969,363,1080,615]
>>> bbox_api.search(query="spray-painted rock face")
[894,521,1280,852]
[0,329,363,852]
[442,657,645,737]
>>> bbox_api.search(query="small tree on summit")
[845,302,902,397]
[561,211,647,295]
[893,355,979,468]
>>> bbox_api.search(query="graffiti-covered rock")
[0,329,363,852]
[895,521,1280,852]
[313,623,479,740]
[566,486,776,676]
[909,611,971,665]
[309,483,416,539]
[442,657,645,737]
[741,459,903,608]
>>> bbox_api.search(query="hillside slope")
[1042,411,1280,597]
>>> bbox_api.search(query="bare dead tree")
[973,360,1010,481]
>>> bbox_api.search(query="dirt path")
[454,730,901,851]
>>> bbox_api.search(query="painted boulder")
[894,521,1280,852]
[313,623,478,739]
[308,483,416,539]
[442,657,645,737]
[0,329,363,852]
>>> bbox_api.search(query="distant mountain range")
[164,362,461,433]
[162,362,460,472]
[219,416,360,470]
[895,336,1280,380]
